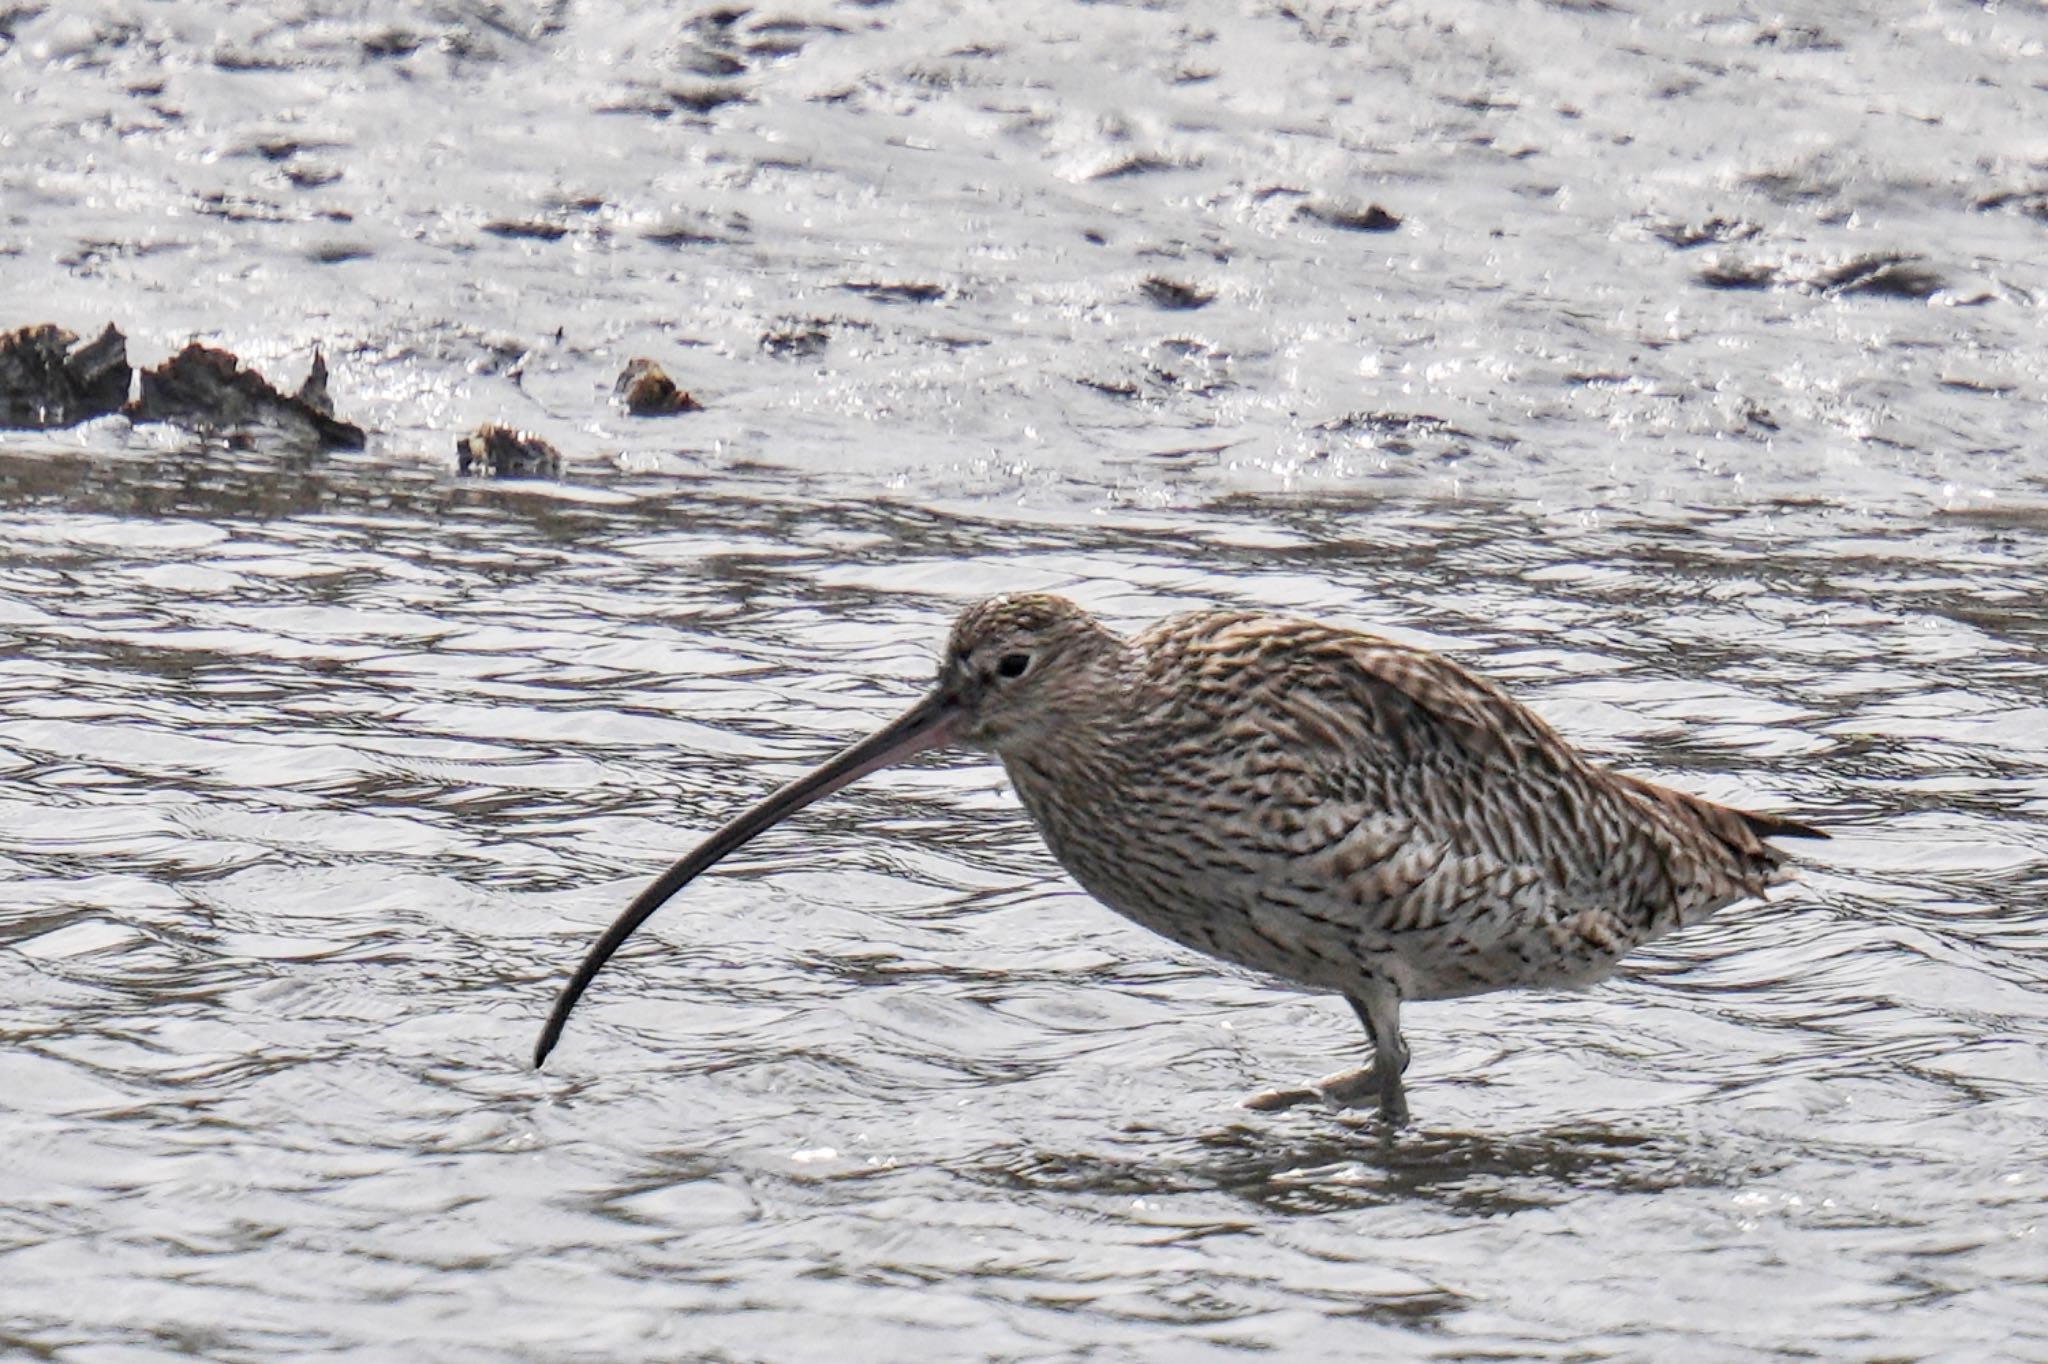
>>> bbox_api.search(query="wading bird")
[534,593,1824,1122]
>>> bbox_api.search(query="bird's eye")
[996,652,1031,679]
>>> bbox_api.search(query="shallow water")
[4,0,2048,1360]
[3,451,2045,1361]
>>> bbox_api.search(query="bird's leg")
[1353,988,1410,1123]
[1240,985,1411,1122]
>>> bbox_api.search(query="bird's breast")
[1000,749,1405,991]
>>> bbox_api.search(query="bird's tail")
[1737,807,1829,841]
[1613,773,1828,882]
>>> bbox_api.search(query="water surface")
[3,450,2045,1360]
[3,0,2047,1359]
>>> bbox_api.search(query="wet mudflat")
[3,0,2047,1361]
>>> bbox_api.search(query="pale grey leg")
[1352,987,1410,1123]
[1240,984,1411,1123]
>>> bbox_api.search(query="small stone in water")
[614,357,703,416]
[456,423,563,479]
[0,322,132,429]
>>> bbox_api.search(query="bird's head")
[936,593,1127,753]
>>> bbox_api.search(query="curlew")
[534,593,1825,1122]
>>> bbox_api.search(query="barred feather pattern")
[962,599,1805,1005]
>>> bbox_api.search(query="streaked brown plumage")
[535,592,1825,1122]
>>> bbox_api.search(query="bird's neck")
[994,678,1148,835]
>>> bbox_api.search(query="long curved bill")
[532,687,964,1068]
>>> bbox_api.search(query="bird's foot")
[1240,1064,1383,1114]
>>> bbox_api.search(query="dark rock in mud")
[1649,216,1761,249]
[640,210,749,248]
[128,344,367,450]
[1974,187,2048,222]
[614,358,703,416]
[1297,202,1402,233]
[457,424,562,479]
[1139,277,1215,310]
[484,220,572,241]
[839,281,946,304]
[1819,254,1944,299]
[1698,252,1946,299]
[0,323,132,429]
[1090,154,1184,180]
[1075,375,1141,400]
[1697,260,1779,290]
[760,325,831,359]
[1311,410,1481,456]
[665,84,750,115]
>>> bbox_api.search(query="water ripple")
[3,450,2043,1359]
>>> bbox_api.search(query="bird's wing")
[1142,614,1607,862]
[1184,616,1583,786]
[1281,627,1806,897]
[1144,611,1803,885]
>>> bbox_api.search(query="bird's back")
[999,609,1819,1002]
